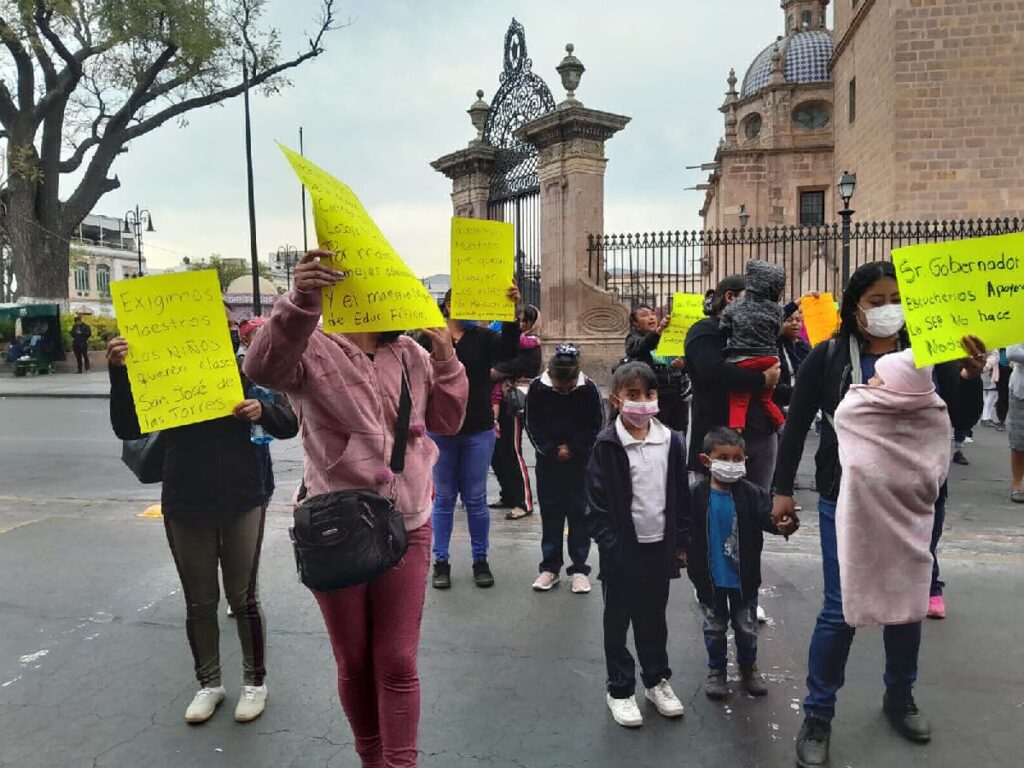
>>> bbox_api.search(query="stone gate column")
[431,91,496,220]
[517,46,631,378]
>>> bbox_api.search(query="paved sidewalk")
[0,370,110,398]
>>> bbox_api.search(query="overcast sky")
[90,0,807,277]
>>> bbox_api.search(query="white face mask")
[860,303,905,338]
[710,460,746,484]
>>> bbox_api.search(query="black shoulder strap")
[389,357,412,475]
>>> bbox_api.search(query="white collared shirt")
[615,416,671,543]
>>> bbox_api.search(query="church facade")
[700,0,1024,229]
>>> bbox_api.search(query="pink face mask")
[619,399,660,428]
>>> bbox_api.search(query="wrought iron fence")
[488,194,542,310]
[588,217,1023,311]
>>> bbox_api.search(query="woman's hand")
[294,249,346,294]
[676,548,688,568]
[670,357,685,370]
[959,335,988,380]
[557,444,572,462]
[507,283,522,306]
[657,314,672,334]
[106,337,129,367]
[772,495,800,538]
[233,399,263,423]
[421,326,455,362]
[800,291,822,303]
[762,362,782,389]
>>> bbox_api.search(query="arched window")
[743,113,763,140]
[802,10,813,27]
[96,264,111,296]
[792,101,832,131]
[73,262,90,292]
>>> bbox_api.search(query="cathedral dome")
[740,29,833,99]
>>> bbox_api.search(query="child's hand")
[676,548,688,568]
[776,515,799,537]
[557,444,572,462]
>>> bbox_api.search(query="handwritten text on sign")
[280,145,445,333]
[111,270,244,432]
[894,232,1024,366]
[450,218,515,321]
[655,293,706,358]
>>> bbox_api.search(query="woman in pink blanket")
[834,348,950,628]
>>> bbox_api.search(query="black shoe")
[488,498,510,509]
[795,716,831,768]
[883,690,931,743]
[704,669,728,700]
[472,559,494,588]
[432,560,451,590]
[952,451,969,466]
[741,666,768,697]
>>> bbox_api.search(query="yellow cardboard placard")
[800,292,841,347]
[111,270,244,433]
[654,293,706,357]
[894,232,1024,366]
[279,145,445,333]
[449,218,516,321]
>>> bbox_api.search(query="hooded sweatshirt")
[524,371,603,465]
[720,259,786,358]
[243,289,468,531]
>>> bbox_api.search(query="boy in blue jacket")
[585,361,691,729]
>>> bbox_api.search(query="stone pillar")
[430,90,496,219]
[517,100,630,381]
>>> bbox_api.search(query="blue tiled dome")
[740,30,833,99]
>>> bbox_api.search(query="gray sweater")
[721,260,786,359]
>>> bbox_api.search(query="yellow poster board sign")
[800,292,841,347]
[655,293,706,357]
[111,270,244,433]
[450,218,515,321]
[279,145,445,333]
[894,232,1024,366]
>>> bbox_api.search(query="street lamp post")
[242,55,261,316]
[276,245,298,290]
[836,170,857,295]
[123,206,155,276]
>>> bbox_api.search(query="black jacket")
[774,334,983,501]
[687,478,778,604]
[493,337,542,381]
[524,374,603,466]
[109,365,298,520]
[625,328,660,367]
[584,424,691,582]
[685,317,771,470]
[70,322,92,350]
[453,322,520,435]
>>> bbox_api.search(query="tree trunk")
[6,159,70,302]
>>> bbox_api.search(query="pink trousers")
[314,522,431,768]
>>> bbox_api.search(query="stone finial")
[556,43,585,105]
[770,42,786,85]
[723,67,738,107]
[467,89,489,145]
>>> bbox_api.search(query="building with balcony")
[67,214,146,316]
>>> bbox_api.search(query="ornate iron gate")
[484,19,555,310]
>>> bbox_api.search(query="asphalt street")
[0,395,1022,767]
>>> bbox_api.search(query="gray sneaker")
[705,669,728,700]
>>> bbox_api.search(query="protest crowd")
[104,214,1023,768]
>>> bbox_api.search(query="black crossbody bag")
[289,361,412,591]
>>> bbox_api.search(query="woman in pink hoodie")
[244,250,468,768]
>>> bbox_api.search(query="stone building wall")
[832,0,1024,220]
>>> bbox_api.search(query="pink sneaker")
[927,595,946,619]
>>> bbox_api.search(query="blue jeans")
[536,457,591,576]
[701,588,758,670]
[430,429,496,563]
[803,497,922,721]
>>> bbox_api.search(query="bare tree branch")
[0,15,36,113]
[34,1,81,74]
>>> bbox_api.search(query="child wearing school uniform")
[688,426,794,700]
[585,361,691,728]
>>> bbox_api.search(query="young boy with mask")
[689,426,796,700]
[585,361,690,728]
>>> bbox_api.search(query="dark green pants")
[164,505,267,687]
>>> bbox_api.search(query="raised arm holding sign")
[893,232,1024,366]
[654,293,706,358]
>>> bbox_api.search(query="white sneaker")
[234,684,268,722]
[532,571,560,591]
[570,573,592,594]
[645,679,685,718]
[756,604,768,623]
[607,693,644,727]
[185,686,226,723]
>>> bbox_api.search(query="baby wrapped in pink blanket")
[834,349,951,627]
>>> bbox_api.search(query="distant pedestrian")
[524,344,603,594]
[775,301,812,410]
[70,315,92,373]
[624,305,690,435]
[585,361,690,729]
[980,351,1000,426]
[689,427,794,701]
[107,304,298,726]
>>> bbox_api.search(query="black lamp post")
[242,55,261,316]
[123,206,155,276]
[837,170,857,294]
[276,245,298,290]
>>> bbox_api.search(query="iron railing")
[587,217,1023,310]
[488,193,542,310]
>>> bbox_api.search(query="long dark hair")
[838,261,898,337]
[710,275,746,317]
